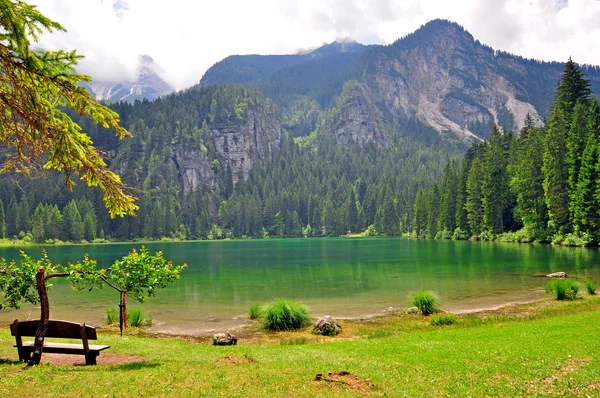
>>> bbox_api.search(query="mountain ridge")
[199,19,600,142]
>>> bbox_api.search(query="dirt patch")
[554,357,591,377]
[37,353,149,366]
[314,371,375,391]
[215,355,256,366]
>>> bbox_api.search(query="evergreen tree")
[482,126,510,233]
[15,195,31,234]
[566,101,589,222]
[555,57,592,116]
[571,135,599,235]
[62,200,84,241]
[5,195,17,238]
[0,199,5,238]
[543,105,571,234]
[465,156,484,235]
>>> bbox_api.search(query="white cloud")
[29,0,600,90]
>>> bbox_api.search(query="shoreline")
[133,295,552,340]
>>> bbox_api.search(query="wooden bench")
[10,319,110,365]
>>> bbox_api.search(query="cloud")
[29,0,600,90]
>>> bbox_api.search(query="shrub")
[479,230,495,241]
[561,232,593,247]
[262,299,310,331]
[105,307,119,325]
[452,228,469,240]
[430,312,457,326]
[586,279,597,295]
[410,291,439,316]
[440,229,453,240]
[128,307,152,327]
[248,303,262,319]
[545,279,579,301]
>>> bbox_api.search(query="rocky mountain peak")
[88,54,174,102]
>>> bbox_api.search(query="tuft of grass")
[128,307,152,327]
[586,279,597,295]
[262,299,310,331]
[545,279,579,301]
[248,303,262,319]
[409,291,440,315]
[105,307,119,325]
[430,312,457,326]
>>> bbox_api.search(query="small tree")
[0,247,186,366]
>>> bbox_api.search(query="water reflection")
[0,239,599,333]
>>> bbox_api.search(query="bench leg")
[85,354,97,365]
[17,348,31,363]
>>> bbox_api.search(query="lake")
[0,238,598,335]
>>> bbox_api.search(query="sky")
[30,0,600,90]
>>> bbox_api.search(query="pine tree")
[0,199,5,238]
[555,57,592,116]
[543,105,571,234]
[566,101,589,222]
[465,156,484,235]
[572,135,599,235]
[15,195,31,234]
[482,126,510,233]
[510,122,547,238]
[62,200,84,241]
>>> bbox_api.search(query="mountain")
[3,20,600,242]
[200,19,600,142]
[88,55,174,102]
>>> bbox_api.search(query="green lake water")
[0,238,598,335]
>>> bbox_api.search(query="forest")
[415,59,600,246]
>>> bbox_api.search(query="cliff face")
[328,81,390,148]
[172,109,282,193]
[211,110,282,184]
[198,19,600,146]
[358,21,541,141]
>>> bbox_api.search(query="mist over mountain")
[87,55,174,102]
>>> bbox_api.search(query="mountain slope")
[200,20,600,142]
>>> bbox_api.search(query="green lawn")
[1,298,599,396]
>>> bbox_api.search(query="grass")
[586,279,597,295]
[545,279,580,300]
[105,307,151,327]
[127,308,151,327]
[1,298,600,396]
[262,299,310,331]
[429,312,457,326]
[106,307,119,325]
[410,290,439,315]
[248,303,262,320]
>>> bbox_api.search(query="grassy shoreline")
[1,297,599,396]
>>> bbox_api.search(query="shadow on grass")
[0,358,23,365]
[109,361,161,371]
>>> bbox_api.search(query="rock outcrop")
[211,110,282,184]
[212,331,237,346]
[171,109,282,194]
[312,315,342,336]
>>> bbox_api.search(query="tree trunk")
[28,268,49,366]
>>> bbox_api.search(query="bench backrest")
[10,320,97,340]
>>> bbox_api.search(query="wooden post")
[29,268,50,366]
[122,290,127,329]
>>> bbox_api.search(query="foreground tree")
[0,0,136,217]
[0,247,186,366]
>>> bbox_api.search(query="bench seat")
[10,319,110,365]
[17,341,110,356]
